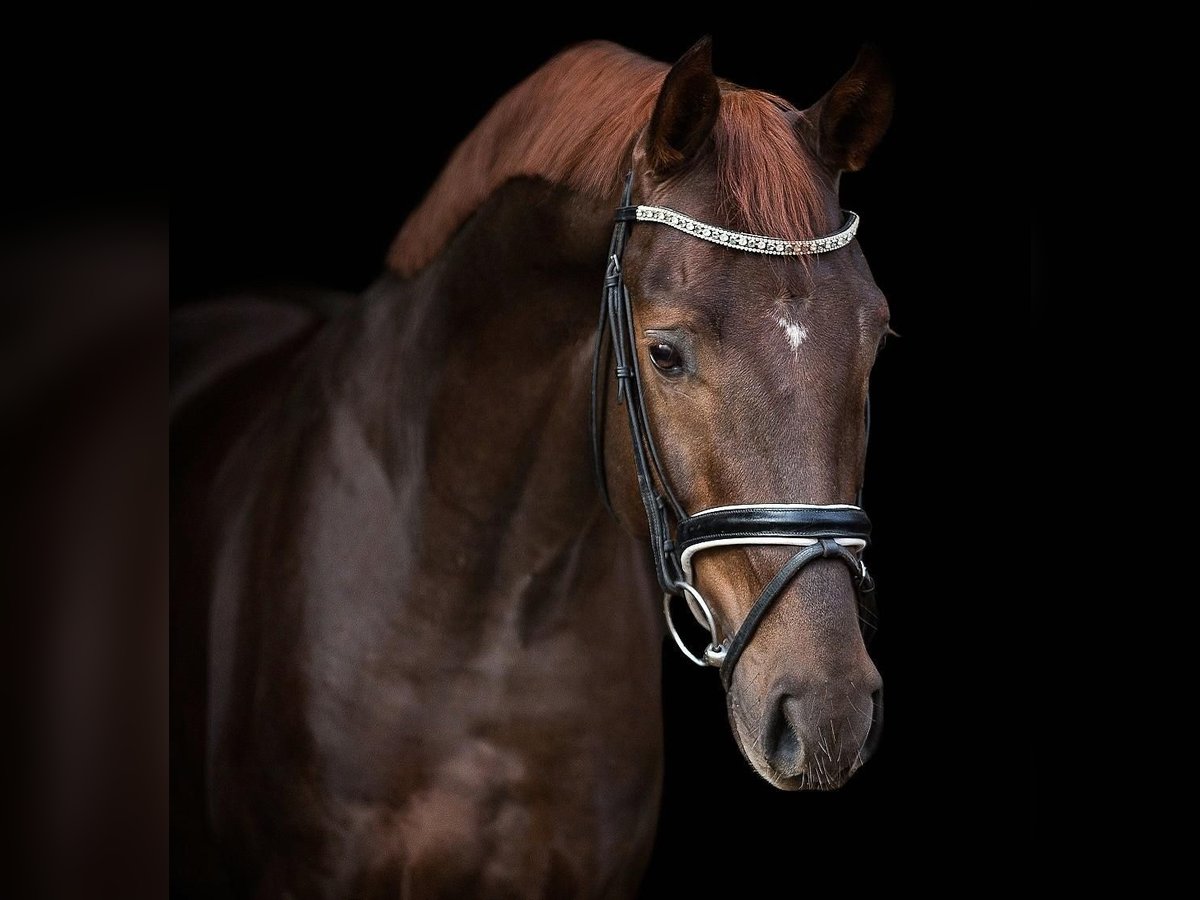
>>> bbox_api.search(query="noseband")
[590,173,877,690]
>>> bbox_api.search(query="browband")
[615,204,859,256]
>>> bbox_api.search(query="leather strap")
[719,539,866,690]
[592,172,687,593]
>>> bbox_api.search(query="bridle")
[590,172,877,690]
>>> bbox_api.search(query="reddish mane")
[387,41,829,277]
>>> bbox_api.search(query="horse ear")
[803,45,894,173]
[644,37,721,176]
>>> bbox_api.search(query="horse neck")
[350,178,650,640]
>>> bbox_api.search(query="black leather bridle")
[590,172,877,690]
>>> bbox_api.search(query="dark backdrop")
[174,21,1032,885]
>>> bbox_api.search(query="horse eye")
[648,342,683,373]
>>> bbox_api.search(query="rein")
[590,172,876,689]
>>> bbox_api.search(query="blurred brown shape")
[0,217,167,900]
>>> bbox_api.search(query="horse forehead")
[635,243,804,305]
[632,228,883,325]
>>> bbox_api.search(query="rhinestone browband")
[625,205,859,256]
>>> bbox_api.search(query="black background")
[173,19,1032,886]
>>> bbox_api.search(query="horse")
[170,37,894,898]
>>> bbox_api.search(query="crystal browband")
[616,204,859,256]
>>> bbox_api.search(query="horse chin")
[762,764,858,792]
[745,749,861,792]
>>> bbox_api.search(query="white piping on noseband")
[687,503,862,514]
[680,537,867,587]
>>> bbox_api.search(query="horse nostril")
[762,694,807,775]
[859,688,885,763]
[860,660,884,698]
[760,680,882,777]
[758,692,792,764]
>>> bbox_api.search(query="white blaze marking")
[777,316,808,353]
